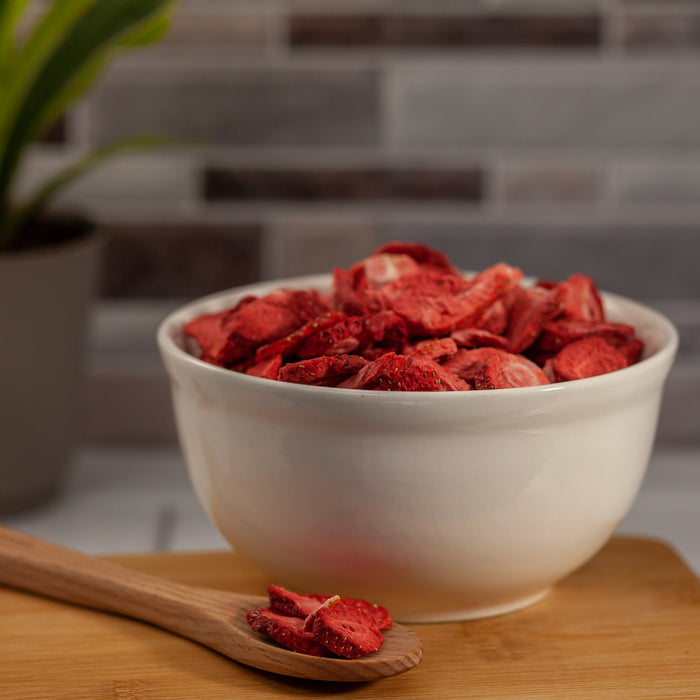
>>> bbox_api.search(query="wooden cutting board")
[1,536,699,699]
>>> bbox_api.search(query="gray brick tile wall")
[89,66,381,147]
[18,0,699,444]
[385,60,700,150]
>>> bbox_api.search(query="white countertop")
[2,444,698,577]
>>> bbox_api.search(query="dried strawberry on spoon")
[247,585,391,660]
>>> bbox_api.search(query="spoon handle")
[0,525,235,636]
[0,526,424,682]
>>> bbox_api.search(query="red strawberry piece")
[430,348,476,381]
[457,263,524,327]
[359,252,422,290]
[278,354,367,387]
[616,337,644,365]
[555,274,605,322]
[292,311,406,361]
[331,266,368,315]
[442,347,549,389]
[549,336,629,381]
[536,319,637,353]
[542,357,557,383]
[184,290,328,365]
[381,270,475,337]
[450,327,509,350]
[373,240,459,274]
[245,354,283,380]
[296,316,371,358]
[306,601,384,659]
[410,337,459,361]
[338,352,469,391]
[231,289,329,349]
[267,585,392,630]
[183,308,243,366]
[267,585,328,617]
[472,351,550,390]
[384,264,519,339]
[394,354,470,391]
[332,265,386,315]
[361,346,394,362]
[254,310,348,363]
[246,607,327,657]
[470,298,509,335]
[337,351,407,390]
[507,285,564,354]
[341,597,392,630]
[362,310,409,351]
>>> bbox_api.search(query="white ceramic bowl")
[157,274,678,623]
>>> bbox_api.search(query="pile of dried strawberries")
[184,242,643,391]
[247,584,391,658]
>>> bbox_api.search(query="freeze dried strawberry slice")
[359,252,421,290]
[232,289,329,346]
[332,267,368,315]
[184,290,328,365]
[332,266,386,315]
[470,298,509,335]
[473,351,550,390]
[443,347,550,389]
[362,310,409,351]
[549,336,628,381]
[394,354,470,391]
[267,585,392,630]
[450,327,509,350]
[183,308,240,365]
[374,240,458,274]
[382,270,474,337]
[459,263,523,326]
[254,311,347,363]
[296,316,370,358]
[536,319,637,353]
[384,264,520,339]
[337,352,407,390]
[338,352,469,391]
[246,354,283,380]
[246,607,327,657]
[278,354,367,387]
[617,337,644,365]
[409,336,459,361]
[267,585,327,618]
[339,598,392,630]
[306,600,384,659]
[507,285,564,354]
[556,274,605,322]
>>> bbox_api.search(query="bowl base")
[394,587,551,624]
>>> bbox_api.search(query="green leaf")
[0,0,32,87]
[0,0,96,146]
[1,135,173,248]
[0,0,175,221]
[119,8,173,47]
[30,3,175,141]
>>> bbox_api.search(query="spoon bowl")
[0,526,422,682]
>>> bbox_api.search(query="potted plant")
[0,0,176,514]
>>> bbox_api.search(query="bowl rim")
[157,272,679,402]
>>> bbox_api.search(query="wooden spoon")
[0,526,422,682]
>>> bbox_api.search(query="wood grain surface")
[1,536,699,699]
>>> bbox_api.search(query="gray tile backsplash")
[386,60,700,150]
[18,0,700,446]
[89,66,381,147]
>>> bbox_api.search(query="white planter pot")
[0,228,101,514]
